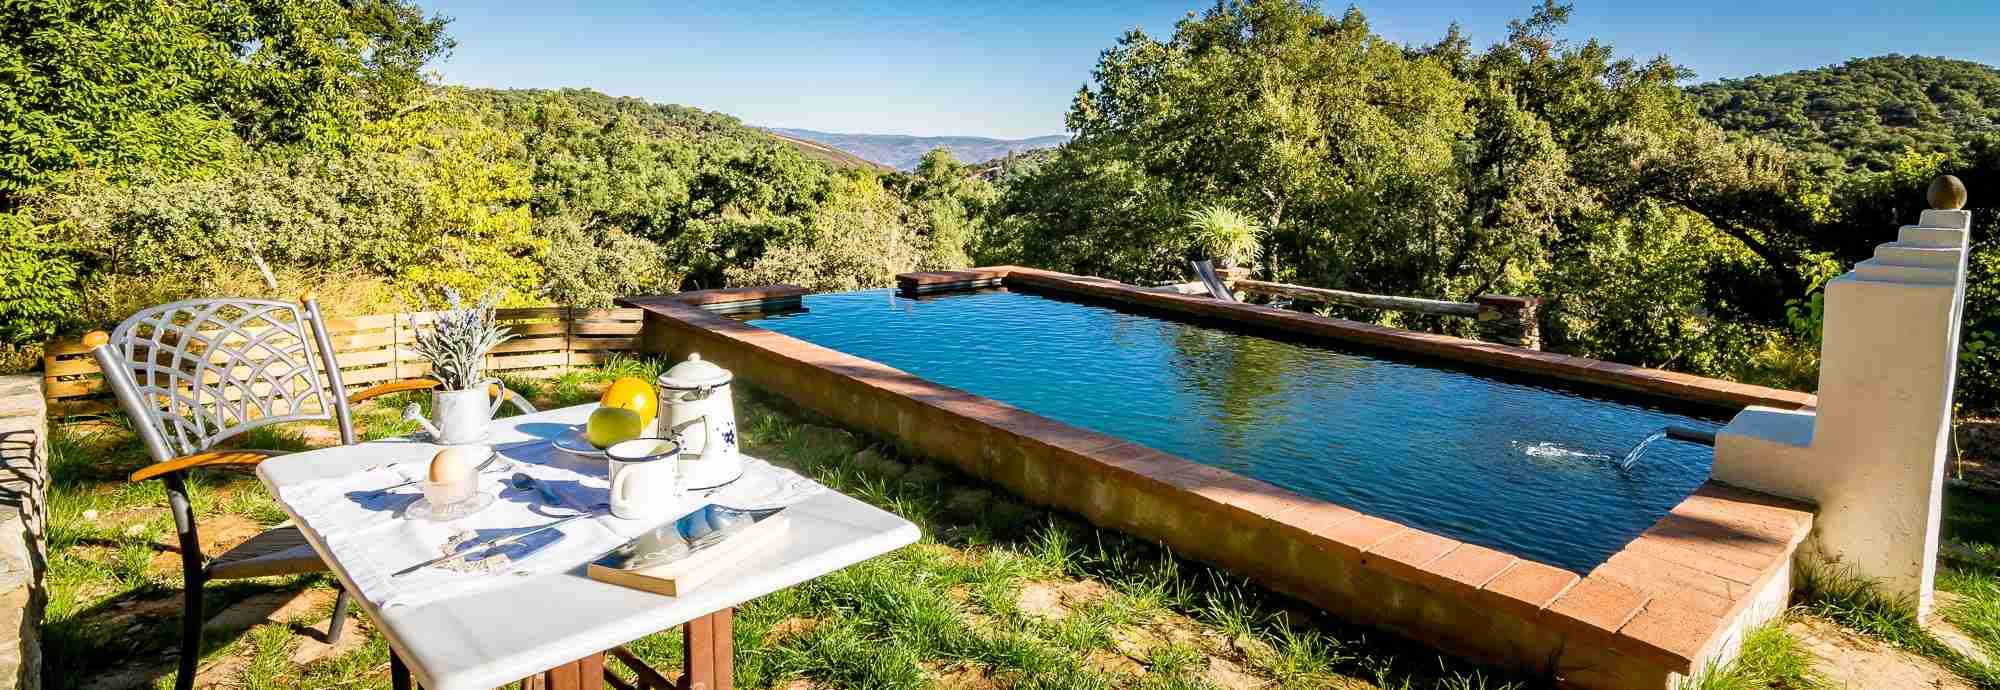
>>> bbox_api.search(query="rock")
[850,449,907,478]
[1087,649,1143,676]
[1201,657,1267,690]
[901,463,952,487]
[945,489,993,518]
[1016,582,1069,619]
[792,425,860,455]
[1931,592,1993,666]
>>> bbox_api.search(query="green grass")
[60,356,2000,689]
[1792,542,2000,688]
[1678,621,1822,690]
[43,361,1556,689]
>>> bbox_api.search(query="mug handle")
[610,465,635,505]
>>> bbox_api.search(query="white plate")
[552,427,611,459]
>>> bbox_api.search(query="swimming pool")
[740,288,1723,573]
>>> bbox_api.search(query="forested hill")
[463,89,887,172]
[766,128,1070,170]
[1690,55,2000,170]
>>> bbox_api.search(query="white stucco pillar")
[1713,199,1971,618]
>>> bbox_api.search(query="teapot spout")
[401,403,444,438]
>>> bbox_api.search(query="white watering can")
[657,354,743,490]
[400,381,536,446]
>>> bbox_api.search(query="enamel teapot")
[657,353,743,490]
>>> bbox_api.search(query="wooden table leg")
[681,608,734,690]
[391,651,413,690]
[519,652,606,690]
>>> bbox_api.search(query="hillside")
[465,88,887,172]
[762,130,893,171]
[1690,55,2000,170]
[766,128,1069,170]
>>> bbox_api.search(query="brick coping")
[627,291,1814,676]
[623,284,806,310]
[900,267,1818,414]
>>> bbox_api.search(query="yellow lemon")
[586,407,645,449]
[599,377,657,428]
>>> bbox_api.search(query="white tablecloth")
[276,435,822,609]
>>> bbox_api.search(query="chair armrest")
[347,378,441,404]
[349,379,537,414]
[130,449,286,482]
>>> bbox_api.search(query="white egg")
[428,446,482,484]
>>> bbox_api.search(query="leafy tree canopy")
[1690,55,2000,171]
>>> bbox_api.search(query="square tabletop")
[256,404,920,690]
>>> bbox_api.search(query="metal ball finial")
[1929,175,1967,211]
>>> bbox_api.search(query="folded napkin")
[278,438,823,609]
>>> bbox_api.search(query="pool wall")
[620,270,1815,689]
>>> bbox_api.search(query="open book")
[587,505,789,597]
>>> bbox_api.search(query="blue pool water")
[741,288,1724,572]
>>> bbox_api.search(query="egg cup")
[407,479,495,522]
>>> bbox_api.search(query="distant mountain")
[766,128,1070,170]
[1690,55,2000,170]
[761,130,893,172]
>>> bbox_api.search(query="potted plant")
[404,289,516,444]
[1184,204,1265,271]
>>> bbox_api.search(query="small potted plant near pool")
[404,289,517,445]
[1184,203,1264,273]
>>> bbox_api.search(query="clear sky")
[423,1,2000,140]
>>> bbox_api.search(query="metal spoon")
[507,472,579,512]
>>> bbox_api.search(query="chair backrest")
[93,298,357,462]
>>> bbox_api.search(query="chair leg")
[166,473,205,690]
[176,577,203,690]
[328,587,352,644]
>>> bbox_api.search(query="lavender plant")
[404,289,515,390]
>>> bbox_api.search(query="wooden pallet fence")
[41,307,644,416]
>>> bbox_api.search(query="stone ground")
[1789,615,1970,690]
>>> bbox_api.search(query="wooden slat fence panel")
[41,306,646,417]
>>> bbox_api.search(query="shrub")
[0,212,79,344]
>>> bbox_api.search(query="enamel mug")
[605,439,682,521]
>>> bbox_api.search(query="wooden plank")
[332,348,398,368]
[44,357,101,377]
[504,322,569,338]
[568,337,641,352]
[323,330,398,351]
[490,351,568,371]
[322,313,399,332]
[47,378,106,398]
[568,308,642,320]
[572,322,640,334]
[50,398,115,417]
[491,336,570,354]
[496,307,566,321]
[45,340,93,356]
[1232,279,1481,317]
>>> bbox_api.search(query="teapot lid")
[658,353,733,389]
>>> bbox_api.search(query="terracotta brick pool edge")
[905,266,1817,414]
[622,288,1815,689]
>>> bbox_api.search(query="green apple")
[586,407,644,449]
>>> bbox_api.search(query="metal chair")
[83,293,527,690]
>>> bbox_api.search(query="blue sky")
[424,1,2000,140]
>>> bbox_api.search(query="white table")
[257,405,920,690]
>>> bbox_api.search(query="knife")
[391,510,596,577]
